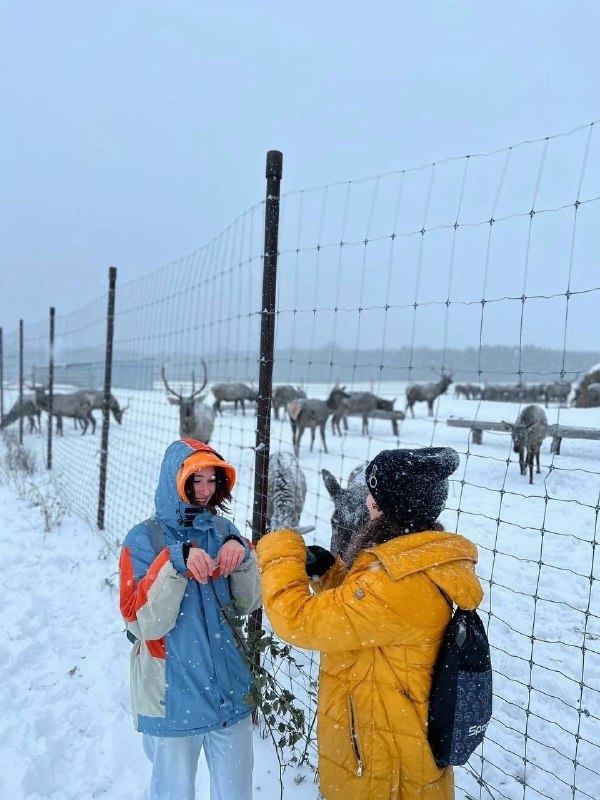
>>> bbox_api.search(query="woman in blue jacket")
[120,438,260,800]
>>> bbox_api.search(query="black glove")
[305,545,335,578]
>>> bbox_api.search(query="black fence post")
[251,150,283,546]
[18,319,24,445]
[97,267,117,531]
[47,308,55,470]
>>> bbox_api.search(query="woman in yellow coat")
[257,447,484,800]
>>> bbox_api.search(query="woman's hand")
[215,540,245,577]
[186,547,214,584]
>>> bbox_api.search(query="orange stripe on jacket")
[145,639,166,658]
[119,545,172,621]
[119,546,169,659]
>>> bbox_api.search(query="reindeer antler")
[161,363,183,401]
[190,359,208,400]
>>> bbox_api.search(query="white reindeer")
[266,451,309,531]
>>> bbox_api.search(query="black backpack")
[427,608,493,767]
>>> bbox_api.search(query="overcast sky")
[1,1,599,341]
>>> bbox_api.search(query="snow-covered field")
[1,381,599,799]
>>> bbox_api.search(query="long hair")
[343,516,445,569]
[183,465,232,513]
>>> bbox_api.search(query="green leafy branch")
[217,597,317,771]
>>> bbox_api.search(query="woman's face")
[366,492,382,521]
[190,467,216,506]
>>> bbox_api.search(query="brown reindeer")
[272,385,306,420]
[287,398,330,457]
[211,383,258,416]
[326,386,378,436]
[502,404,548,484]
[405,373,453,417]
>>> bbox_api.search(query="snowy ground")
[0,479,318,800]
[1,381,599,799]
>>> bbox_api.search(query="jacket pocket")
[348,695,365,778]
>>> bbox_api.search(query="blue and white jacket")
[119,440,259,736]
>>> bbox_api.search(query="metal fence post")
[47,308,55,470]
[97,267,117,531]
[18,319,24,445]
[251,150,283,546]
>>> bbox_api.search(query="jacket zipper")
[348,695,365,777]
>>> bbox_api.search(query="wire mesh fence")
[1,121,600,799]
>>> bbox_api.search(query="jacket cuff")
[169,543,189,575]
[256,529,306,570]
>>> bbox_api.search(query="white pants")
[143,716,253,800]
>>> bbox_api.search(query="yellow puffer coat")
[257,529,484,800]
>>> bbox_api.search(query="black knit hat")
[365,447,460,531]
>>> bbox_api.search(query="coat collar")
[363,530,478,581]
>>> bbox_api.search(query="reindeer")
[405,373,453,417]
[266,451,308,530]
[69,390,129,432]
[272,385,306,420]
[74,390,128,424]
[0,396,41,433]
[30,386,95,435]
[453,383,471,400]
[374,396,403,435]
[162,362,215,443]
[502,404,548,484]
[287,398,330,457]
[454,383,481,400]
[321,463,369,561]
[544,382,571,408]
[212,383,258,416]
[326,386,379,436]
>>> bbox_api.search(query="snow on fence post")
[97,267,117,531]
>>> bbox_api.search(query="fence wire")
[2,121,600,799]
